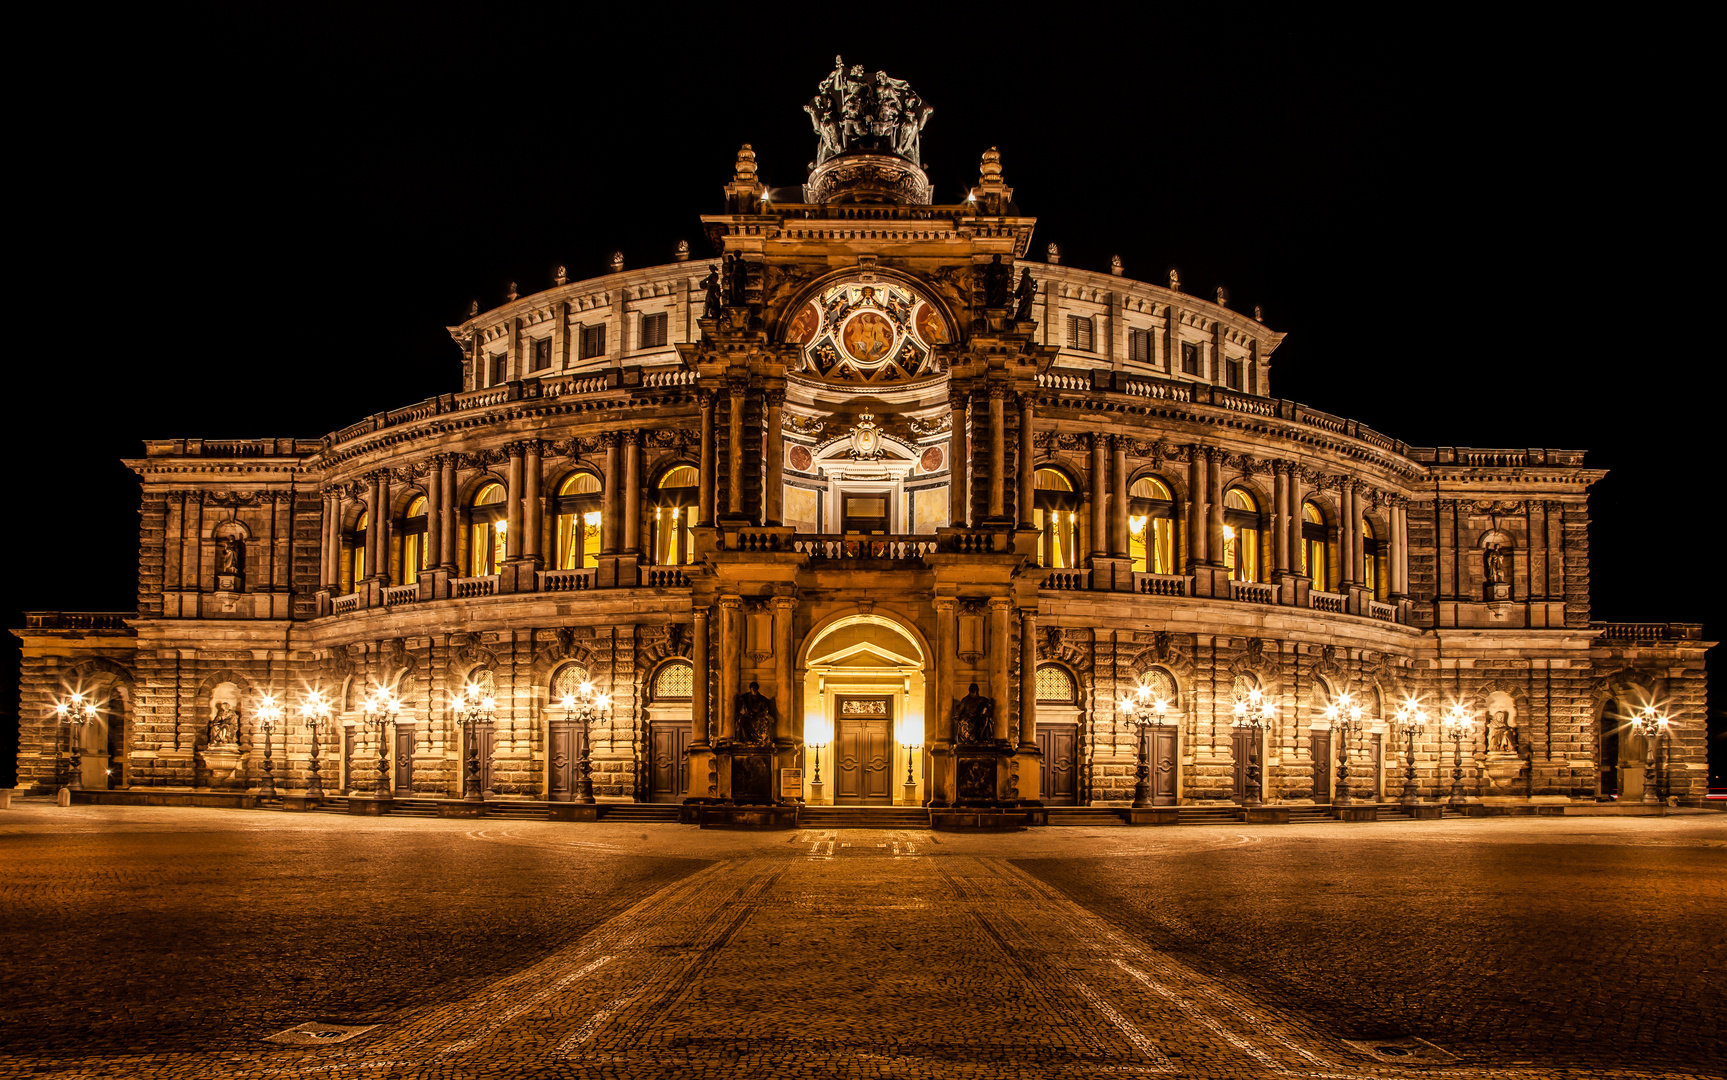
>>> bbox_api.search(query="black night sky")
[4,16,1717,785]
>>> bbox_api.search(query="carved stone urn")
[200,743,244,789]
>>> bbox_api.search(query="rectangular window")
[580,324,607,359]
[530,337,552,372]
[1180,342,1200,375]
[1226,358,1242,390]
[1128,328,1152,363]
[1067,315,1094,352]
[640,311,669,349]
[489,353,508,385]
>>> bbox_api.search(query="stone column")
[933,598,956,744]
[764,390,785,526]
[1206,447,1224,567]
[374,472,392,582]
[771,595,796,740]
[988,387,1006,520]
[1019,393,1035,528]
[322,489,340,589]
[440,458,457,569]
[601,432,620,554]
[1392,498,1408,597]
[1110,436,1129,557]
[1019,608,1038,748]
[989,598,1012,741]
[1352,484,1368,585]
[1272,461,1289,574]
[504,447,524,561]
[425,459,444,570]
[698,390,716,526]
[717,596,742,741]
[1187,447,1206,567]
[949,387,968,526]
[523,441,542,563]
[1288,467,1306,577]
[622,431,640,554]
[1338,480,1355,588]
[728,380,746,516]
[1089,434,1108,555]
[691,606,710,747]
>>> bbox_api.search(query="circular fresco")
[841,311,895,363]
[919,446,944,472]
[787,444,813,471]
[794,280,941,384]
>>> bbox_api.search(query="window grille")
[654,661,693,700]
[530,337,552,371]
[552,665,591,700]
[1067,315,1094,352]
[1180,342,1200,375]
[641,311,669,349]
[580,324,607,359]
[1129,328,1152,363]
[1036,664,1076,703]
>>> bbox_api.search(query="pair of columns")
[945,385,1035,527]
[687,593,797,748]
[706,382,786,525]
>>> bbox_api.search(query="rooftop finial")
[554,265,567,287]
[979,146,1002,182]
[805,57,932,168]
[1168,269,1181,292]
[610,251,625,274]
[674,239,691,262]
[506,282,519,302]
[1110,255,1124,277]
[1215,286,1229,307]
[733,143,757,182]
[1253,304,1264,323]
[1047,243,1061,265]
[467,299,479,318]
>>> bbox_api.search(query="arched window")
[1127,476,1176,574]
[1034,468,1081,568]
[347,510,368,591]
[470,483,507,576]
[1362,518,1382,599]
[653,660,694,701]
[555,473,602,570]
[1222,488,1261,582]
[1035,664,1077,704]
[400,495,427,586]
[1302,501,1329,589]
[651,465,699,566]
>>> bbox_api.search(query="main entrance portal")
[835,696,893,804]
[801,613,928,807]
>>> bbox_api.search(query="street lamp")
[561,680,610,805]
[450,683,495,802]
[256,693,283,799]
[1629,705,1671,806]
[897,717,923,804]
[1327,692,1365,806]
[360,688,401,798]
[54,693,97,792]
[1120,685,1169,809]
[1230,688,1276,806]
[805,714,831,804]
[1441,702,1476,807]
[1393,699,1427,806]
[299,690,332,800]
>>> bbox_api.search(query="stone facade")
[11,97,1712,812]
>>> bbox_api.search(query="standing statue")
[209,702,240,746]
[724,253,748,306]
[215,536,242,576]
[1489,710,1518,754]
[735,681,774,745]
[954,683,996,745]
[805,56,933,167]
[983,255,1011,309]
[1485,543,1508,585]
[700,264,722,319]
[1013,267,1036,321]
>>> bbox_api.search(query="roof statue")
[805,56,933,168]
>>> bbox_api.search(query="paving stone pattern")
[0,804,1721,1079]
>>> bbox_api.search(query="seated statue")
[954,683,996,745]
[209,702,240,746]
[735,681,774,745]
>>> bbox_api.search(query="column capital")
[718,594,743,610]
[948,388,969,410]
[1272,458,1292,477]
[1018,607,1039,621]
[987,384,1007,401]
[987,596,1014,612]
[764,389,785,408]
[1108,433,1130,452]
[621,428,640,446]
[600,431,622,449]
[726,374,750,395]
[933,596,956,613]
[770,594,798,611]
[504,441,526,458]
[698,388,717,409]
[1204,445,1226,464]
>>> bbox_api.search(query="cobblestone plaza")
[1,805,1720,1079]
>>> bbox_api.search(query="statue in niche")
[209,702,240,746]
[724,253,748,306]
[983,255,1011,309]
[1013,268,1036,322]
[1489,710,1519,754]
[735,681,774,745]
[215,536,242,577]
[1485,543,1508,585]
[700,265,722,319]
[954,683,996,745]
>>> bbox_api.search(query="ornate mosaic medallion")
[791,281,945,384]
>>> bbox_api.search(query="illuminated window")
[652,465,699,565]
[1226,357,1242,390]
[470,483,507,576]
[1222,487,1261,582]
[347,510,367,591]
[1302,501,1329,589]
[1363,518,1383,599]
[400,495,427,586]
[1035,664,1076,703]
[653,660,693,701]
[1127,476,1176,574]
[1033,468,1080,568]
[488,353,508,386]
[555,473,602,570]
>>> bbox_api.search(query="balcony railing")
[1228,580,1276,605]
[381,584,419,607]
[1310,590,1346,614]
[1366,600,1396,621]
[1590,622,1705,642]
[453,575,499,599]
[332,593,362,614]
[794,536,937,560]
[1133,573,1191,596]
[540,569,597,592]
[640,567,691,587]
[21,612,133,631]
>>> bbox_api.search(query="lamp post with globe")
[1230,689,1276,806]
[1393,700,1427,806]
[450,683,495,802]
[1327,692,1365,806]
[360,688,401,798]
[1119,685,1169,809]
[53,693,98,793]
[299,690,332,800]
[1441,702,1477,808]
[256,694,283,799]
[1629,704,1671,805]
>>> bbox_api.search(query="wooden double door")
[834,695,894,805]
[1139,726,1179,805]
[1036,722,1079,805]
[648,720,691,802]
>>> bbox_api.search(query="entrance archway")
[801,613,928,806]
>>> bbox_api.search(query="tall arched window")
[470,483,507,576]
[400,495,427,586]
[651,465,699,565]
[1222,487,1261,582]
[1302,501,1329,589]
[555,472,602,570]
[1362,518,1382,598]
[346,510,368,591]
[1034,468,1081,568]
[1127,476,1176,574]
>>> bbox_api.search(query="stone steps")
[1045,808,1129,826]
[798,807,931,829]
[598,804,684,823]
[1175,806,1240,825]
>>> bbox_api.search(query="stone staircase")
[1046,807,1129,827]
[798,806,931,829]
[1175,805,1241,826]
[597,804,684,823]
[485,801,548,820]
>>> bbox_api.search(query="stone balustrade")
[452,575,499,599]
[381,585,418,607]
[1310,590,1346,614]
[1590,622,1705,642]
[539,569,597,592]
[1133,573,1191,596]
[1228,579,1276,605]
[793,536,937,560]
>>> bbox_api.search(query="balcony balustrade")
[1310,590,1346,614]
[1228,579,1276,605]
[452,575,499,599]
[1133,573,1191,596]
[793,535,937,560]
[381,584,418,607]
[539,569,597,592]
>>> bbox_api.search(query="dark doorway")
[1369,732,1383,801]
[649,720,691,802]
[841,493,891,535]
[394,727,416,796]
[1600,707,1620,798]
[343,726,359,793]
[1144,726,1178,805]
[1036,722,1078,805]
[102,695,124,789]
[1231,728,1253,802]
[1310,729,1332,803]
[834,695,893,804]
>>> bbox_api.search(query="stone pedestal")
[438,801,486,818]
[199,745,244,789]
[547,803,599,822]
[1410,805,1444,820]
[807,780,827,806]
[1483,753,1527,795]
[282,795,320,812]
